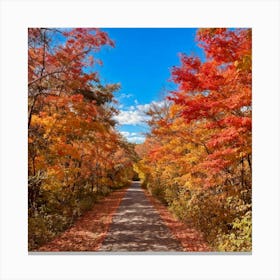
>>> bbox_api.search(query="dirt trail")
[37,181,209,252]
[99,181,183,251]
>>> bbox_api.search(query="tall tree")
[136,28,252,251]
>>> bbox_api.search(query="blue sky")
[94,28,205,143]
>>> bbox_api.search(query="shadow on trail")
[99,181,183,252]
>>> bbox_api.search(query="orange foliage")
[136,28,252,251]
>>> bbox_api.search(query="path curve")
[99,181,183,251]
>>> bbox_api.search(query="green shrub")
[28,216,55,250]
[77,196,96,213]
[215,210,252,251]
[149,184,167,205]
[161,184,252,252]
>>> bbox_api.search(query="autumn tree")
[136,28,252,251]
[28,28,136,250]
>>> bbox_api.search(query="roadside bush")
[215,210,252,251]
[28,216,55,250]
[28,184,98,250]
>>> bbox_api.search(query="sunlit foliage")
[28,28,136,250]
[136,28,252,251]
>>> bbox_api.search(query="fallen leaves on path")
[143,188,212,252]
[37,188,128,252]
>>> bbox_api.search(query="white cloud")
[127,136,145,144]
[119,131,146,144]
[114,100,169,126]
[114,109,149,125]
[136,103,151,112]
[120,131,130,137]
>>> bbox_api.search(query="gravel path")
[99,181,183,252]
